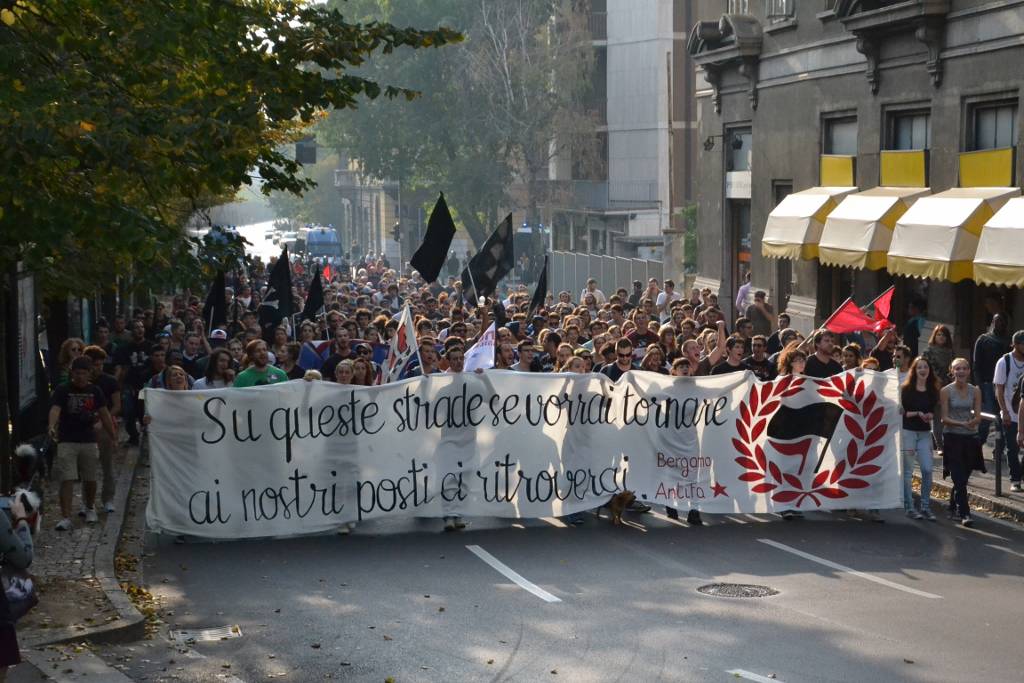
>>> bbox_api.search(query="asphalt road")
[94,508,1024,682]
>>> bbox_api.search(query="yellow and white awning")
[888,187,1020,282]
[975,197,1024,287]
[818,187,930,269]
[761,187,857,260]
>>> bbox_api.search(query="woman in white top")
[192,349,234,389]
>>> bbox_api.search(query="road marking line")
[620,519,648,532]
[958,525,1007,541]
[985,543,1024,559]
[649,510,689,527]
[757,539,942,599]
[540,517,568,528]
[744,514,770,523]
[725,515,748,525]
[727,669,787,683]
[466,545,562,603]
[511,523,525,529]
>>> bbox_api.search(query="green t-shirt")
[233,365,289,388]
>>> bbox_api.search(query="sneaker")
[905,509,916,518]
[666,507,679,520]
[337,524,351,536]
[867,510,884,523]
[911,510,923,521]
[781,510,795,521]
[452,517,466,530]
[570,515,585,526]
[103,501,116,514]
[921,509,936,522]
[77,506,89,518]
[443,517,456,532]
[687,510,703,526]
[1011,482,1023,493]
[790,510,804,519]
[54,518,72,531]
[84,509,99,524]
[961,515,974,528]
[627,500,652,514]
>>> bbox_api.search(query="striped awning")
[818,187,930,269]
[888,187,1020,282]
[761,187,858,260]
[975,197,1024,287]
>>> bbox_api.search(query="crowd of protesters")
[42,248,1024,535]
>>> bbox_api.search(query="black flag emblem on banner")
[300,270,325,322]
[528,254,549,318]
[410,193,457,284]
[461,213,515,301]
[258,246,294,335]
[766,402,844,474]
[202,271,227,330]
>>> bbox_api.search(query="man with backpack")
[993,330,1024,492]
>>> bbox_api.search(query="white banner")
[145,370,903,539]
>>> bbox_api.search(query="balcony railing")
[558,180,660,210]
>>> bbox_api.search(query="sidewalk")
[915,444,1024,524]
[18,442,146,651]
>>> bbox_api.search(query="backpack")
[1002,354,1023,412]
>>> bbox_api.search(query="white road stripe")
[540,517,568,528]
[757,539,942,600]
[725,515,749,525]
[466,545,562,603]
[744,514,770,523]
[511,522,525,529]
[985,543,1024,559]
[620,519,648,532]
[958,525,1007,541]
[649,510,690,527]
[727,669,787,683]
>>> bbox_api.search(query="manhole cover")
[697,583,778,598]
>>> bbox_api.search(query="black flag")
[258,247,294,335]
[461,213,515,301]
[527,254,549,318]
[410,193,457,283]
[300,270,325,322]
[766,402,844,473]
[202,271,227,331]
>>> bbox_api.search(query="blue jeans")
[997,419,1021,483]
[978,383,1000,456]
[902,429,933,512]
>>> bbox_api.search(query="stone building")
[688,0,1024,352]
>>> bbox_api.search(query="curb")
[24,446,147,648]
[914,472,1024,526]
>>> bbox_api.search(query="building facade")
[546,0,703,280]
[689,0,1024,352]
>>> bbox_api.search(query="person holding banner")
[901,357,940,521]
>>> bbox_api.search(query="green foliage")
[315,0,597,247]
[0,0,460,296]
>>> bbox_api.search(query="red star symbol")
[711,482,728,498]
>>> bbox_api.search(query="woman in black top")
[900,357,941,520]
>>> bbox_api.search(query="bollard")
[982,412,1002,497]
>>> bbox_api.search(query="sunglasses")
[617,352,633,358]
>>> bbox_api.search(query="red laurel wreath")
[733,372,888,507]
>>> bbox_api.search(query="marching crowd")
[44,252,1024,537]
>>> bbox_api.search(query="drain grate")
[169,625,242,643]
[697,583,778,598]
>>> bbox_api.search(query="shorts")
[56,442,99,483]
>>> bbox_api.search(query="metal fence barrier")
[548,251,663,301]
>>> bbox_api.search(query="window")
[890,112,930,150]
[727,127,753,172]
[766,0,795,21]
[971,102,1019,150]
[824,116,857,155]
[727,0,749,14]
[731,201,751,300]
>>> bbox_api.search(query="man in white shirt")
[994,330,1024,491]
[655,279,683,321]
[579,278,606,305]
